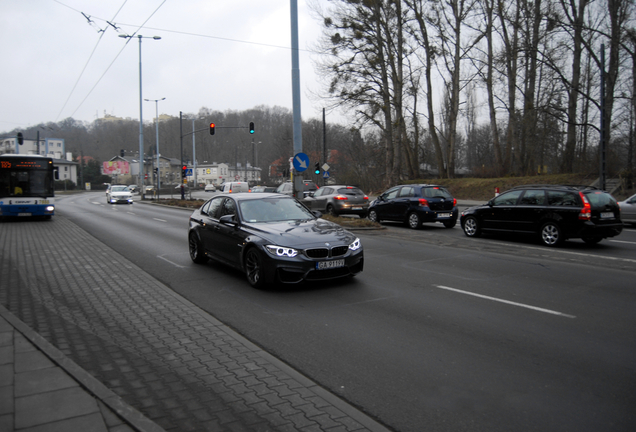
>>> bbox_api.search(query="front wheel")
[188,232,208,264]
[407,212,421,229]
[327,204,338,217]
[245,248,267,289]
[540,222,563,247]
[368,210,379,223]
[462,216,481,237]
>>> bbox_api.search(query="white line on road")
[157,255,187,268]
[434,285,576,318]
[153,218,167,222]
[609,239,636,245]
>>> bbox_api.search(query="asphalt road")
[57,192,636,432]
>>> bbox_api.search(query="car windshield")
[239,198,315,223]
[111,186,128,192]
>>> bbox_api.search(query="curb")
[0,305,165,432]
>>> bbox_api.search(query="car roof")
[508,184,602,192]
[214,192,291,201]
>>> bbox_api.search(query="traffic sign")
[185,169,193,176]
[292,152,309,172]
[323,171,330,178]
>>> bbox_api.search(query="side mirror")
[487,199,494,207]
[219,214,237,225]
[312,210,322,218]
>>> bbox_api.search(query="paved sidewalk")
[0,216,390,432]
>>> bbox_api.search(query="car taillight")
[418,198,429,207]
[578,192,591,220]
[453,198,457,206]
[363,195,369,200]
[334,195,348,200]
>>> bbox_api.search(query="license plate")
[352,207,362,210]
[437,213,452,218]
[18,213,32,217]
[316,259,345,270]
[600,212,614,219]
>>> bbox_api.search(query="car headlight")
[265,245,298,258]
[348,237,361,251]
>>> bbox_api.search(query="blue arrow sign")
[292,152,309,172]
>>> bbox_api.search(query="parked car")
[275,180,318,198]
[204,184,216,192]
[188,193,364,288]
[221,182,250,193]
[368,184,458,229]
[460,185,623,246]
[106,185,133,204]
[251,185,276,193]
[304,185,369,217]
[618,193,636,226]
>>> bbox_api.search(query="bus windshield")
[0,157,55,198]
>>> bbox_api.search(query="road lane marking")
[434,285,576,318]
[609,239,636,245]
[157,255,187,268]
[153,218,167,222]
[522,245,636,264]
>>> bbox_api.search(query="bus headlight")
[45,205,55,213]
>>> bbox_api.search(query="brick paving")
[0,217,389,432]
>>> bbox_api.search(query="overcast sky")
[0,0,336,132]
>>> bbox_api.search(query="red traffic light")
[209,123,215,135]
[182,165,187,177]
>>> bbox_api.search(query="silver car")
[619,193,636,226]
[304,185,369,217]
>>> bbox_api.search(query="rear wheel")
[188,232,208,264]
[407,212,421,229]
[245,248,266,289]
[540,221,563,247]
[462,216,481,237]
[443,219,457,229]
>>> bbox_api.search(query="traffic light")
[182,165,187,178]
[209,123,215,135]
[17,132,23,145]
[314,163,320,175]
[154,168,158,175]
[249,122,255,134]
[120,149,125,157]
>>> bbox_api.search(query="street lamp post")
[145,97,165,194]
[119,33,161,198]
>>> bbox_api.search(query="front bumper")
[257,248,364,284]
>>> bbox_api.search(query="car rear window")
[421,187,453,199]
[583,191,617,209]
[337,187,364,195]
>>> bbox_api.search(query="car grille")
[304,245,349,259]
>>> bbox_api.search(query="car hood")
[243,218,356,248]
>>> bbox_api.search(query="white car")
[106,185,133,204]
[619,193,636,226]
[204,184,216,192]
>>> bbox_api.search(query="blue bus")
[0,154,58,219]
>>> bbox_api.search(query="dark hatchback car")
[460,185,623,246]
[188,193,364,288]
[303,185,369,217]
[368,184,458,229]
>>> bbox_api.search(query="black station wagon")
[460,185,623,246]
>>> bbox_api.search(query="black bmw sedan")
[188,193,364,288]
